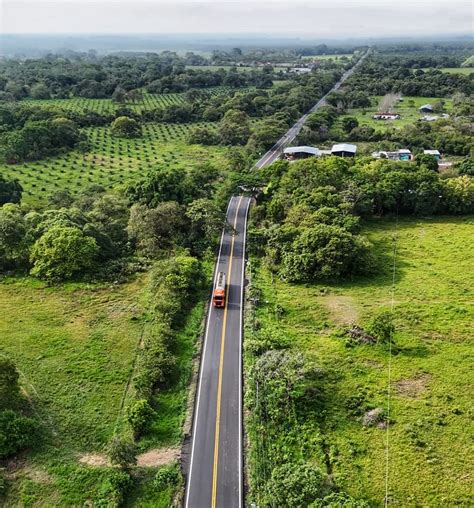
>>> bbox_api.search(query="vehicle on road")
[213,271,226,308]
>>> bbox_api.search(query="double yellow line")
[211,195,243,508]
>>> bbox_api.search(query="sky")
[1,0,473,37]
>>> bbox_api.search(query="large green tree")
[30,225,99,281]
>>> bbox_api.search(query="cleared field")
[249,216,474,505]
[421,67,474,75]
[1,121,227,204]
[345,95,453,130]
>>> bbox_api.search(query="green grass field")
[249,215,474,506]
[0,273,206,505]
[421,67,474,75]
[345,95,453,131]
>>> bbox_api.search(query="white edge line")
[185,196,234,508]
[239,197,251,508]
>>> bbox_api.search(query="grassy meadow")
[345,95,453,131]
[0,273,206,505]
[421,67,474,75]
[248,215,474,506]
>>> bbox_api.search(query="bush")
[0,356,20,410]
[126,399,155,438]
[311,492,370,507]
[153,462,181,490]
[107,437,137,470]
[366,311,395,344]
[0,410,39,458]
[95,470,132,508]
[266,462,327,507]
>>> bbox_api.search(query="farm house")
[372,112,401,120]
[372,149,413,161]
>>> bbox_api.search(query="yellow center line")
[211,195,243,508]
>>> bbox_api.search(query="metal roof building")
[283,146,320,156]
[331,143,357,157]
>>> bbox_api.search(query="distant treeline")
[0,53,279,101]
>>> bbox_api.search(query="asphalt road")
[254,49,370,168]
[184,51,369,508]
[185,195,251,508]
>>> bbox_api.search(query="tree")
[458,157,474,176]
[415,153,439,172]
[218,109,251,145]
[111,86,127,103]
[0,175,22,205]
[0,204,28,269]
[30,225,99,281]
[185,198,226,255]
[111,116,141,138]
[443,175,474,214]
[341,116,359,133]
[30,83,51,100]
[127,202,185,256]
[188,127,218,145]
[281,224,372,282]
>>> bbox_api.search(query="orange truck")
[213,272,226,308]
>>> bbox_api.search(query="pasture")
[249,215,474,505]
[345,95,453,130]
[421,67,474,75]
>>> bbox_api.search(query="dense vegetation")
[249,156,474,283]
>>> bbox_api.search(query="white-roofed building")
[283,146,320,160]
[331,143,357,157]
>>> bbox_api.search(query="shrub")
[0,356,20,410]
[0,410,39,458]
[126,399,155,438]
[153,462,181,490]
[366,311,395,344]
[95,470,132,508]
[266,462,327,507]
[107,437,137,470]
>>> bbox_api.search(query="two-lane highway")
[185,195,251,508]
[255,49,370,168]
[184,50,369,508]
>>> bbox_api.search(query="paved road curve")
[185,195,251,508]
[254,49,370,168]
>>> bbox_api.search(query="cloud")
[2,0,472,36]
